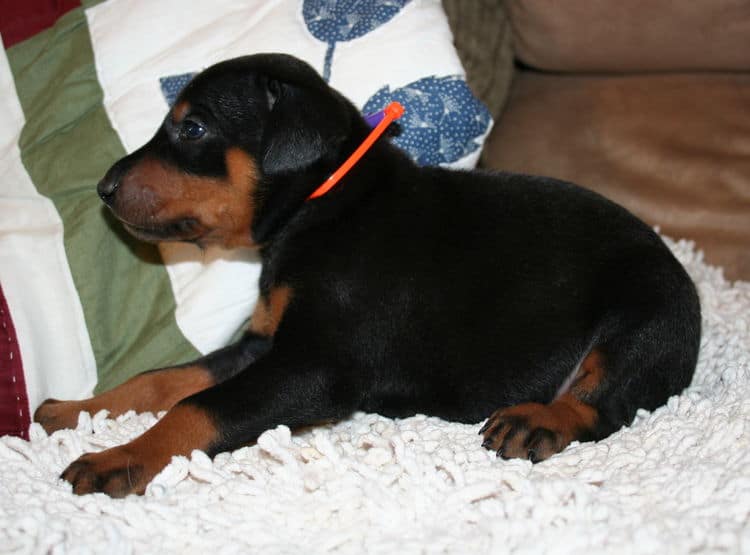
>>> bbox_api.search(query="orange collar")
[307,102,404,200]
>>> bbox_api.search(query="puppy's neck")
[307,102,404,201]
[254,137,411,257]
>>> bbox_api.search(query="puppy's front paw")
[479,402,578,463]
[34,399,85,434]
[61,446,157,497]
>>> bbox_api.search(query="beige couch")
[445,0,750,281]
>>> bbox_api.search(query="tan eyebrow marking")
[172,100,190,124]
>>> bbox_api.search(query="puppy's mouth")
[119,217,205,244]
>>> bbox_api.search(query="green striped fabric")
[7,5,199,393]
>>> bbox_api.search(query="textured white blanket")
[2,237,749,554]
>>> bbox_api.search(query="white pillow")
[86,0,493,361]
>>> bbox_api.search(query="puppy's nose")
[97,165,123,205]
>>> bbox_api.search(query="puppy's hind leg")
[480,347,606,462]
[480,297,700,462]
[481,249,700,462]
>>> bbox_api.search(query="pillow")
[505,0,750,73]
[0,0,493,432]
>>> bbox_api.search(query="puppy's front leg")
[34,332,270,433]
[60,354,354,497]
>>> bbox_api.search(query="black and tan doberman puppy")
[35,54,701,497]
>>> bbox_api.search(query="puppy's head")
[97,54,361,248]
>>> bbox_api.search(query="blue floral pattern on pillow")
[302,0,411,81]
[363,75,492,166]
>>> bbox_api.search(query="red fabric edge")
[0,0,81,48]
[0,282,31,439]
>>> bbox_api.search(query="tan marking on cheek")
[172,100,190,123]
[249,285,293,337]
[114,149,259,247]
[225,147,258,188]
[163,148,259,248]
[212,147,259,247]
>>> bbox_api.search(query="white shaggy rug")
[2,237,749,554]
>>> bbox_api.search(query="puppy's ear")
[260,79,349,177]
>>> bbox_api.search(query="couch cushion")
[505,0,750,72]
[482,71,750,281]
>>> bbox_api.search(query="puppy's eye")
[181,120,206,140]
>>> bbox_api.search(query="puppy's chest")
[249,284,294,338]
